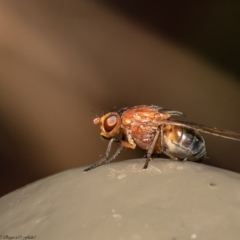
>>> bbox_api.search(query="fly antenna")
[91,110,99,118]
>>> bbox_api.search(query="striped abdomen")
[163,125,206,161]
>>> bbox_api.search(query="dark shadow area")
[102,0,240,78]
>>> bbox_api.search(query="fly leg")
[84,138,122,172]
[164,152,188,161]
[84,137,136,172]
[163,152,179,161]
[162,148,185,161]
[105,145,123,163]
[143,130,160,170]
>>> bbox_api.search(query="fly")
[84,105,240,171]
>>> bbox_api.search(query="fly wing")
[158,109,184,117]
[120,105,184,117]
[163,120,240,141]
[149,105,184,117]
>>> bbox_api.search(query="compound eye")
[104,115,117,132]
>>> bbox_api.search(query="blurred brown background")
[0,0,239,197]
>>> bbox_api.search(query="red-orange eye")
[104,115,117,132]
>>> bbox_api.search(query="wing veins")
[163,120,240,141]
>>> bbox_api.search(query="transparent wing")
[118,105,184,117]
[149,105,184,117]
[163,120,240,141]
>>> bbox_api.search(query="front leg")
[84,137,136,172]
[84,138,115,172]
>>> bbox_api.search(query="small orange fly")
[84,105,240,171]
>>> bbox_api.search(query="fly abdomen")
[181,128,206,159]
[163,125,206,161]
